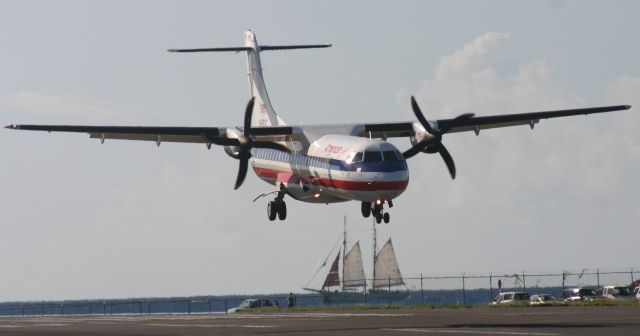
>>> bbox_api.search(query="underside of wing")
[437,105,631,134]
[5,125,227,144]
[4,124,298,146]
[359,104,631,138]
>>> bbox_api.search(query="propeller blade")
[411,96,435,134]
[244,97,256,136]
[402,140,428,159]
[234,155,250,190]
[438,113,475,134]
[253,141,292,153]
[438,144,456,179]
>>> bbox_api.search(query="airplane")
[5,31,631,223]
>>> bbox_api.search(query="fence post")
[420,273,424,304]
[224,299,228,315]
[139,302,142,315]
[631,268,635,285]
[597,269,600,288]
[21,304,24,317]
[61,304,64,316]
[103,302,106,315]
[489,273,493,302]
[188,300,191,315]
[522,271,526,292]
[462,273,466,305]
[208,298,212,314]
[562,271,566,292]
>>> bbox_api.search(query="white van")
[491,292,530,305]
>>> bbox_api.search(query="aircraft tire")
[375,214,382,224]
[267,201,277,221]
[277,201,287,220]
[361,202,371,218]
[383,212,390,224]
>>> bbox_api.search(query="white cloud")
[435,32,511,81]
[393,31,639,275]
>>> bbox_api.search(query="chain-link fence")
[1,268,636,316]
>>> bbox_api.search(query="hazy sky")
[1,0,639,301]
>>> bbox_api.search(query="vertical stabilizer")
[243,31,284,127]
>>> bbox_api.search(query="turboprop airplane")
[5,31,631,223]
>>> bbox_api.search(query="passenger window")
[364,151,382,162]
[382,150,400,161]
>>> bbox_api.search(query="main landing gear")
[361,200,392,224]
[267,191,287,221]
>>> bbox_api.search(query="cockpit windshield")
[382,150,401,161]
[364,151,383,162]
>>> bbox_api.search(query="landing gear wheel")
[267,201,277,221]
[375,214,382,224]
[277,201,287,220]
[361,202,371,218]
[383,212,390,224]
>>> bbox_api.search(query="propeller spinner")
[402,96,475,179]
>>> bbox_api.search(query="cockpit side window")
[364,151,383,162]
[382,150,401,162]
[351,152,364,163]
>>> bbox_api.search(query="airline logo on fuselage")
[324,144,348,155]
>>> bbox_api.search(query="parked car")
[530,294,558,304]
[227,299,280,313]
[491,292,530,305]
[562,288,597,302]
[601,285,634,300]
[634,286,640,300]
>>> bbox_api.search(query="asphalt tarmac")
[0,306,638,335]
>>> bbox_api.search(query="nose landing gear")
[361,200,392,224]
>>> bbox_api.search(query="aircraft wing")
[362,105,631,138]
[3,124,293,146]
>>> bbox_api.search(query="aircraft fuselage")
[250,134,409,204]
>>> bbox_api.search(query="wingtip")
[625,104,632,110]
[4,124,16,129]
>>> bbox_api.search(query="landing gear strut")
[267,191,287,221]
[362,200,392,224]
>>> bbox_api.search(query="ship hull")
[321,290,410,305]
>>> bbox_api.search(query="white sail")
[373,239,404,288]
[342,242,366,288]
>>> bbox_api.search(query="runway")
[0,306,638,335]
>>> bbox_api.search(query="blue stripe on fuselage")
[251,148,407,172]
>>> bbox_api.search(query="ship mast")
[342,214,347,290]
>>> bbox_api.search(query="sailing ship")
[304,216,410,304]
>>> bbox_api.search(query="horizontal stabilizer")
[168,45,331,53]
[260,44,332,50]
[168,47,251,53]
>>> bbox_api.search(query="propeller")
[219,97,292,189]
[403,96,475,179]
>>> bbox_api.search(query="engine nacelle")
[223,128,243,159]
[409,121,435,146]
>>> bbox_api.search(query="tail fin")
[169,30,331,127]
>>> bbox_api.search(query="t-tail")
[169,30,331,127]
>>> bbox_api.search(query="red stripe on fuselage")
[252,167,408,191]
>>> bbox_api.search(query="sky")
[1,0,639,301]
